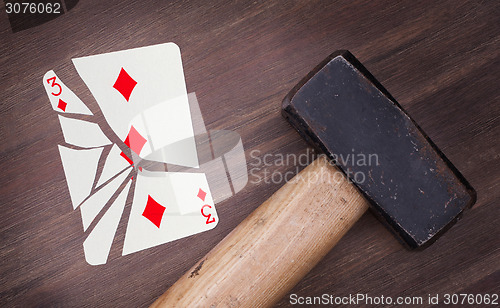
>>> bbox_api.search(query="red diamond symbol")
[142,195,166,228]
[197,188,206,201]
[113,68,137,101]
[124,125,147,155]
[119,151,134,165]
[57,99,67,111]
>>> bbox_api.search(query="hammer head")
[282,50,476,248]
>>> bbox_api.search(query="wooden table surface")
[1,0,499,307]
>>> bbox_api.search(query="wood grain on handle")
[151,156,370,308]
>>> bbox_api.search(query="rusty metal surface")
[282,50,476,248]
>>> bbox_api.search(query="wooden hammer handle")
[151,156,370,307]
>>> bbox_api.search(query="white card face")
[83,179,132,265]
[58,145,103,209]
[122,171,218,256]
[43,70,93,115]
[58,116,112,148]
[72,43,198,167]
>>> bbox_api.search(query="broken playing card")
[44,43,246,265]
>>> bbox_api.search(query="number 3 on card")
[46,76,62,96]
[201,205,216,224]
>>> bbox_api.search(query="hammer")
[152,50,476,307]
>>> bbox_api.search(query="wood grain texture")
[153,157,369,307]
[0,0,498,307]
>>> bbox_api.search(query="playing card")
[43,43,247,266]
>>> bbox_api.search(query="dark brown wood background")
[1,0,498,307]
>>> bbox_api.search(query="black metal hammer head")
[282,50,476,248]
